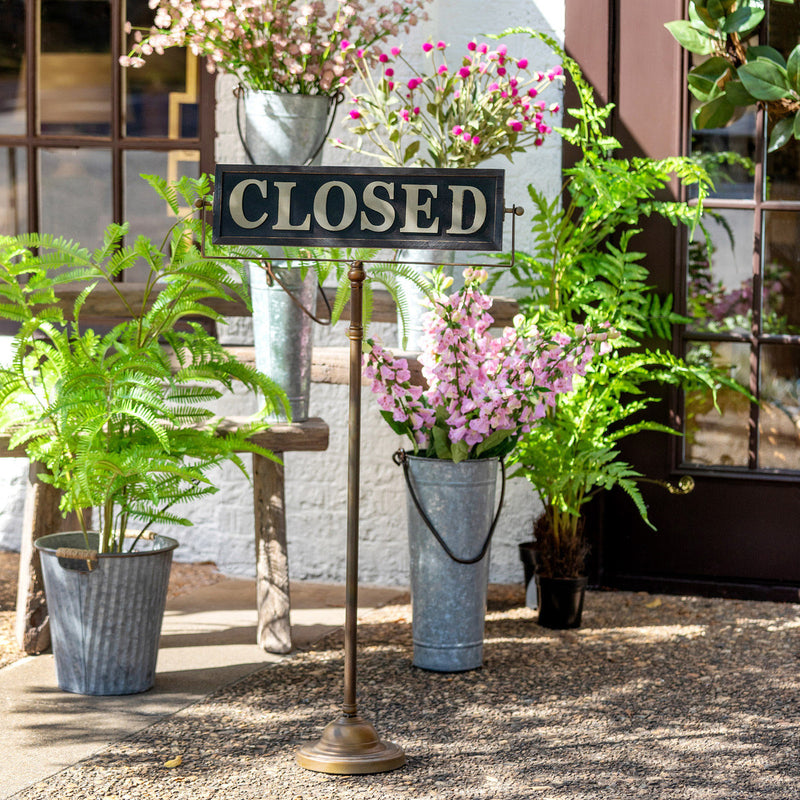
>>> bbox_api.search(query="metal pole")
[296,262,405,775]
[343,260,364,716]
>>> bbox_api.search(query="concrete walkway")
[0,579,405,799]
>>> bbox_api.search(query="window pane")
[759,345,800,471]
[683,342,751,468]
[763,211,800,335]
[40,148,111,249]
[123,149,199,279]
[0,147,26,233]
[688,209,754,333]
[690,110,757,201]
[124,0,199,139]
[0,0,25,135]
[40,0,112,136]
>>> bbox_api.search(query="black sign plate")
[213,165,505,250]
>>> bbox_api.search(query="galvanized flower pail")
[241,90,335,421]
[35,532,177,695]
[400,454,503,672]
[249,263,317,421]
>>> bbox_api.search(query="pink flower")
[391,46,401,56]
[478,43,488,54]
[528,88,538,98]
[496,44,507,57]
[458,66,470,78]
[340,39,350,51]
[438,64,447,74]
[488,82,500,92]
[467,41,477,51]
[385,67,394,76]
[436,40,446,49]
[379,53,389,63]
[451,125,464,135]
[422,42,433,52]
[471,135,480,144]
[349,109,361,119]
[413,106,420,114]
[462,132,471,142]
[497,66,506,76]
[517,58,528,69]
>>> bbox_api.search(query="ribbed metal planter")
[250,264,316,421]
[405,456,498,672]
[35,532,177,696]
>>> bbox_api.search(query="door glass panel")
[40,148,111,249]
[40,0,112,135]
[124,0,199,139]
[684,342,751,468]
[123,149,199,279]
[763,211,800,335]
[759,344,800,471]
[687,209,753,334]
[0,147,26,234]
[690,110,757,201]
[0,0,25,135]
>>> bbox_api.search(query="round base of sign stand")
[296,714,405,775]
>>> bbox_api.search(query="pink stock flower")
[363,270,598,460]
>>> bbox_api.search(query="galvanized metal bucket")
[242,89,332,167]
[403,455,500,672]
[35,532,177,696]
[241,90,333,422]
[396,250,455,351]
[250,263,317,421]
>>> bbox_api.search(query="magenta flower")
[385,67,394,76]
[349,109,361,119]
[436,40,446,49]
[517,58,528,69]
[467,41,477,51]
[391,46,401,56]
[422,42,434,52]
[438,64,447,74]
[458,66,470,78]
[451,125,464,135]
[379,53,389,63]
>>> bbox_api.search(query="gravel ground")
[10,585,800,800]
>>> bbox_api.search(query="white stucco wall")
[0,0,566,588]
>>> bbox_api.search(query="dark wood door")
[567,0,800,601]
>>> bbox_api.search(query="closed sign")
[213,165,505,250]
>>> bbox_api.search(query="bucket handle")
[393,449,506,565]
[55,547,99,572]
[257,259,333,326]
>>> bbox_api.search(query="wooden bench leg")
[15,462,89,654]
[253,452,292,654]
[15,462,57,654]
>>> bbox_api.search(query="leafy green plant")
[666,0,800,151]
[491,28,746,578]
[0,174,288,554]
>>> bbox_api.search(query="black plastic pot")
[535,575,588,629]
[518,541,538,609]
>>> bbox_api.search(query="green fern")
[0,176,289,553]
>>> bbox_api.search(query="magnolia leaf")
[721,5,764,34]
[693,95,735,130]
[788,44,800,89]
[664,21,716,55]
[738,59,791,101]
[745,46,787,69]
[723,79,757,106]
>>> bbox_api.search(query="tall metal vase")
[242,90,334,420]
[404,455,498,672]
[396,250,455,351]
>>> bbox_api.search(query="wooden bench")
[6,416,329,657]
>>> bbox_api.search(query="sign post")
[212,165,515,774]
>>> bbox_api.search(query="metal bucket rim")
[34,531,179,558]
